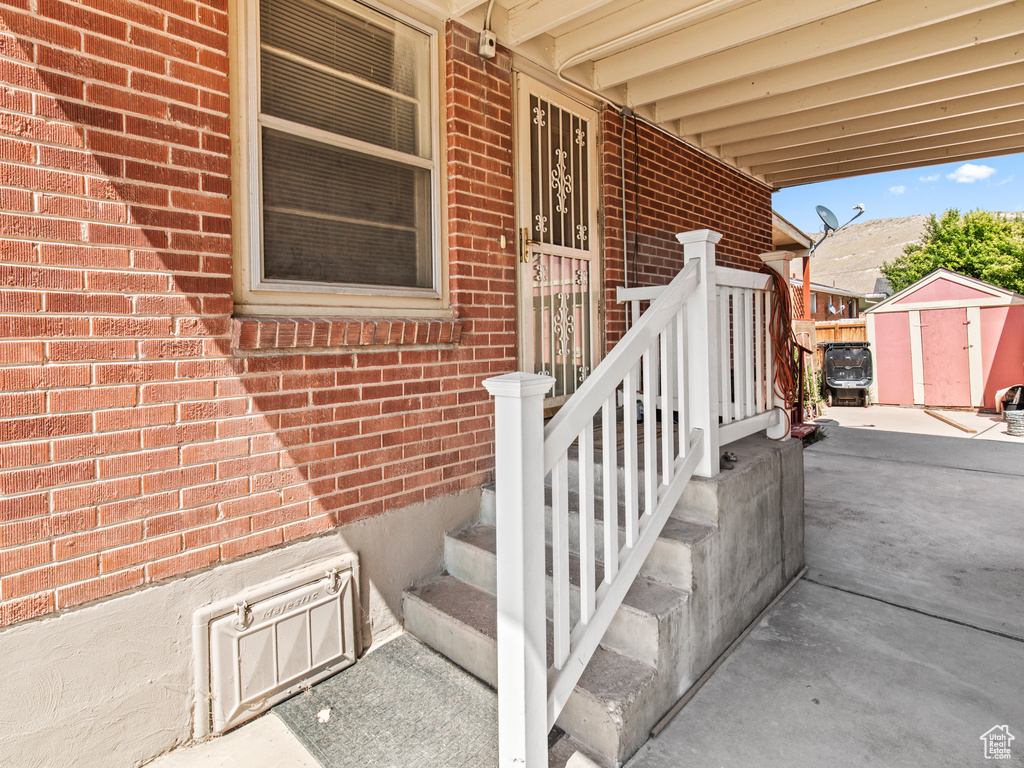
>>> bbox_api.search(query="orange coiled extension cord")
[765,267,798,408]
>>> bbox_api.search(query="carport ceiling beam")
[590,0,871,89]
[718,89,1024,158]
[673,45,1024,139]
[507,0,618,45]
[650,4,1022,122]
[765,136,1024,186]
[449,0,487,13]
[620,0,1006,106]
[751,119,1024,176]
[554,0,757,71]
[737,108,1024,169]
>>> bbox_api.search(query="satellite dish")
[816,205,839,231]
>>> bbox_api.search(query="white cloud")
[995,174,1015,187]
[889,185,906,195]
[919,173,940,183]
[947,163,997,183]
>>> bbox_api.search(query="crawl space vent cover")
[193,553,360,736]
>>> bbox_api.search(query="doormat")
[275,633,498,768]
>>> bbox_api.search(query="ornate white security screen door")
[516,76,601,405]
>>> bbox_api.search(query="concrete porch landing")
[147,632,591,768]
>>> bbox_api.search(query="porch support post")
[802,256,812,321]
[760,250,794,440]
[678,229,722,478]
[483,372,555,768]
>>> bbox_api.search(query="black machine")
[820,341,872,407]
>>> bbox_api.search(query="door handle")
[519,227,532,263]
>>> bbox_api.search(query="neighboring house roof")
[864,268,1024,313]
[790,280,866,300]
[799,215,929,298]
[772,210,812,251]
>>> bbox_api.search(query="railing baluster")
[754,290,765,413]
[718,287,731,426]
[642,345,657,516]
[601,396,618,583]
[552,453,570,669]
[623,363,639,547]
[736,288,750,420]
[749,290,757,421]
[578,423,595,625]
[659,326,673,485]
[737,288,745,421]
[675,309,687,456]
[764,288,774,412]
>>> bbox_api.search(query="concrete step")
[478,487,716,591]
[480,448,721,528]
[549,732,610,768]
[403,574,663,765]
[445,522,690,668]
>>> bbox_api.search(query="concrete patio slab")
[820,404,1024,443]
[628,417,1024,768]
[626,580,1024,768]
[811,419,1024,475]
[805,426,1024,639]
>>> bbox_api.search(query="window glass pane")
[261,128,431,289]
[261,0,405,94]
[261,53,417,155]
[259,0,430,158]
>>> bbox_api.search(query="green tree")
[881,209,1024,294]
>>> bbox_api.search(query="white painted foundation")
[0,489,479,768]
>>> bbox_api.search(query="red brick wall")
[0,7,515,627]
[600,111,773,348]
[0,3,769,628]
[809,290,858,321]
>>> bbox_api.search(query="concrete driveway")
[626,414,1024,768]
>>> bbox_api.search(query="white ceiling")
[428,0,1024,189]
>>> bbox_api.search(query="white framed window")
[810,293,817,314]
[243,0,440,301]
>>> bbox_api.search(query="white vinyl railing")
[619,243,788,453]
[483,231,789,768]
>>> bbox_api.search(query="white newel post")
[759,250,794,441]
[483,372,555,768]
[677,229,723,478]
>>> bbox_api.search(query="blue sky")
[772,151,1024,234]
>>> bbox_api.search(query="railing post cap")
[759,250,795,266]
[483,371,555,398]
[675,229,723,245]
[760,250,794,279]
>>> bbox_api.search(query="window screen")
[256,0,434,291]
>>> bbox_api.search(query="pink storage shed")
[865,269,1024,410]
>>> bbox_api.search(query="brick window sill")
[232,316,463,350]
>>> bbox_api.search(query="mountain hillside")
[800,215,930,296]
